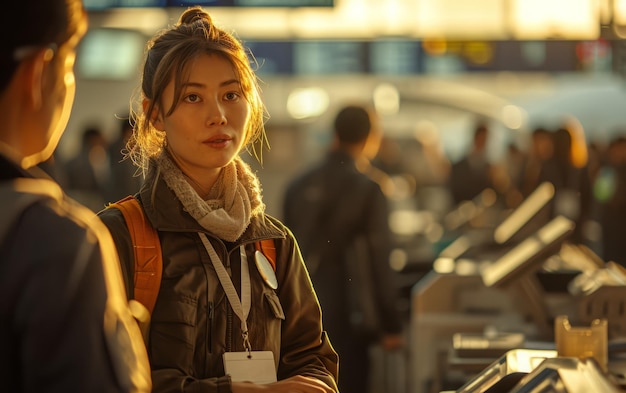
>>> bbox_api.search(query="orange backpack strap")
[107,195,162,314]
[255,239,276,272]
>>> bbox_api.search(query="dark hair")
[553,127,572,164]
[0,0,84,91]
[473,122,488,138]
[81,126,103,146]
[129,6,267,173]
[333,105,372,145]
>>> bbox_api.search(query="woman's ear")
[23,48,55,111]
[143,98,164,131]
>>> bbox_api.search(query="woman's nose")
[206,101,227,126]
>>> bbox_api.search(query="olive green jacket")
[98,164,338,393]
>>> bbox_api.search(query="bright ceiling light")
[373,83,400,116]
[510,0,599,39]
[415,0,507,39]
[502,105,525,130]
[286,87,329,120]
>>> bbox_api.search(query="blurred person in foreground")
[283,104,404,393]
[97,6,338,393]
[0,0,150,392]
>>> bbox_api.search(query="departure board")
[84,0,165,8]
[84,0,333,9]
[369,39,422,75]
[169,1,230,5]
[246,41,294,74]
[234,0,333,5]
[293,41,367,74]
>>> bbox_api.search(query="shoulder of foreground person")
[0,192,151,392]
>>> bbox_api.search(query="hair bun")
[179,6,212,26]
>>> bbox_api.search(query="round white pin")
[254,250,278,289]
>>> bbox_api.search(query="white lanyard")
[198,232,252,352]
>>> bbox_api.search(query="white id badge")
[223,351,277,384]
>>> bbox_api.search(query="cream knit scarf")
[156,152,265,242]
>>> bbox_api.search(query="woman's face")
[154,53,250,182]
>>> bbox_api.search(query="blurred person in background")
[448,120,497,205]
[539,119,592,245]
[519,126,554,198]
[372,124,452,212]
[593,136,626,266]
[107,115,143,202]
[0,0,150,391]
[491,142,527,208]
[63,124,111,211]
[283,104,404,393]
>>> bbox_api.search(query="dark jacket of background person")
[283,105,403,393]
[98,162,339,392]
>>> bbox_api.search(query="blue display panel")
[234,0,333,5]
[167,1,234,5]
[245,41,294,75]
[84,0,332,9]
[293,41,368,74]
[74,30,593,78]
[84,0,166,9]
[369,39,422,75]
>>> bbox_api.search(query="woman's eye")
[224,92,240,101]
[185,94,200,103]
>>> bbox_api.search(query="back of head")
[1,0,83,91]
[532,127,549,138]
[472,121,489,150]
[553,127,573,166]
[82,126,104,147]
[333,105,372,146]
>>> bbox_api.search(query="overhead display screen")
[76,28,145,80]
[294,41,367,74]
[233,0,333,5]
[245,41,294,75]
[369,39,421,75]
[84,0,333,9]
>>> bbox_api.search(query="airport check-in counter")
[409,183,626,392]
[410,217,626,392]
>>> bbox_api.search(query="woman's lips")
[203,135,232,147]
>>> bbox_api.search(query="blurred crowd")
[370,118,626,268]
[41,116,142,212]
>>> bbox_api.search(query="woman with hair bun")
[98,6,338,393]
